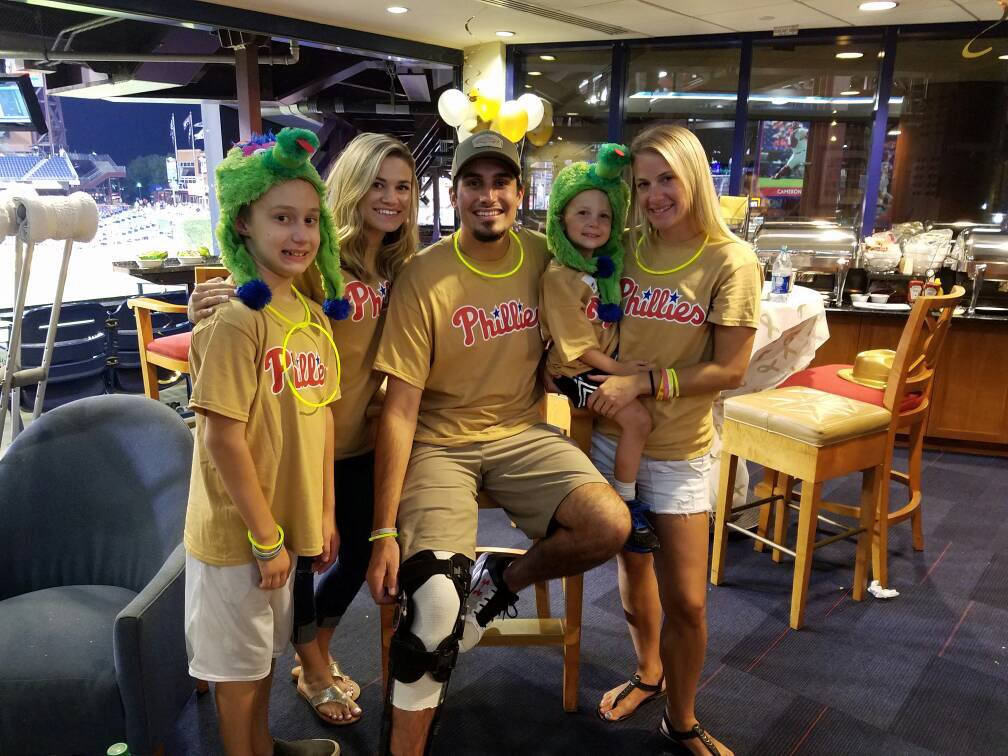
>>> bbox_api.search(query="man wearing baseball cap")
[367,131,630,754]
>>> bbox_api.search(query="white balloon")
[517,93,545,132]
[457,117,478,142]
[438,89,470,128]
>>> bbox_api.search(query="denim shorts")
[590,431,712,516]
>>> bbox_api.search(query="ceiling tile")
[802,0,973,26]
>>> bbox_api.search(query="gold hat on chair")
[837,349,895,389]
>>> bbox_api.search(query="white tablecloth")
[708,285,829,510]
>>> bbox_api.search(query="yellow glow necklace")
[454,229,524,279]
[266,286,341,408]
[635,233,709,276]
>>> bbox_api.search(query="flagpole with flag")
[185,110,194,150]
[170,113,177,154]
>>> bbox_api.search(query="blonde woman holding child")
[588,125,762,756]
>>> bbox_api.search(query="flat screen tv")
[0,75,48,134]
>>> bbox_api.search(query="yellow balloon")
[492,100,529,143]
[526,99,554,147]
[474,93,501,123]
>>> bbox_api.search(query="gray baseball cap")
[450,131,522,182]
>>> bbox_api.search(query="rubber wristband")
[248,524,284,552]
[669,367,680,398]
[368,531,399,542]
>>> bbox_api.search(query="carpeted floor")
[165,448,1008,755]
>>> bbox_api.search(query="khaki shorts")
[398,424,606,560]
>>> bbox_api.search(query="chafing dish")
[752,220,858,304]
[955,228,1008,315]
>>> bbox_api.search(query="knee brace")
[381,550,471,756]
[388,550,471,685]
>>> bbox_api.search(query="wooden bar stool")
[768,286,964,587]
[127,266,228,401]
[710,386,891,629]
[380,394,590,711]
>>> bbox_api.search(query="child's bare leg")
[610,400,658,553]
[613,400,652,488]
[215,678,261,756]
[251,666,275,756]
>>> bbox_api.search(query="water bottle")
[771,245,792,303]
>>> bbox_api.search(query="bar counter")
[810,303,1008,453]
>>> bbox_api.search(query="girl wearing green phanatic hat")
[540,143,659,554]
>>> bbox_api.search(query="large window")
[879,35,1008,227]
[624,45,740,195]
[516,47,612,230]
[745,39,883,224]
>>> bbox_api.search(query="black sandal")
[659,711,722,755]
[596,673,665,722]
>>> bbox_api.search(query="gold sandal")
[291,660,361,701]
[297,681,362,726]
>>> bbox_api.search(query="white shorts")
[184,552,294,682]
[590,431,712,516]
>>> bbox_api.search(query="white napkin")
[868,580,899,599]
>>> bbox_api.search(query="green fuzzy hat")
[545,143,630,323]
[215,127,349,318]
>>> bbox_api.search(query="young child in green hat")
[183,127,348,756]
[540,143,658,553]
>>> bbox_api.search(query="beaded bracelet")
[369,528,399,542]
[248,524,285,560]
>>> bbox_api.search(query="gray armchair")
[0,394,194,755]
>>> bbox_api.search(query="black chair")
[0,394,194,755]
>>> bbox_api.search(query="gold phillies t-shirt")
[540,261,618,378]
[184,295,341,566]
[597,232,762,461]
[296,267,389,460]
[374,227,550,446]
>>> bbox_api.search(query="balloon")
[457,117,478,141]
[492,100,528,143]
[526,99,554,147]
[472,89,501,123]
[517,93,545,132]
[437,89,470,127]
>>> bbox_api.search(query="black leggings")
[291,451,375,645]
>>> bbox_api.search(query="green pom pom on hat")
[214,127,348,317]
[545,143,630,321]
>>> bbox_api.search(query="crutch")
[0,191,99,441]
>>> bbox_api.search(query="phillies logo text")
[621,277,706,324]
[344,280,389,322]
[585,296,615,329]
[451,299,539,347]
[264,347,328,395]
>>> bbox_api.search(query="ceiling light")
[495,30,515,37]
[888,129,901,135]
[540,55,555,61]
[1000,54,1008,60]
[658,70,668,78]
[836,51,863,59]
[830,135,837,142]
[524,84,533,89]
[566,112,578,115]
[840,89,860,96]
[386,5,408,13]
[830,120,838,126]
[859,1,898,10]
[528,71,542,76]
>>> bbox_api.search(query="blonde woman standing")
[587,125,762,755]
[188,132,419,725]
